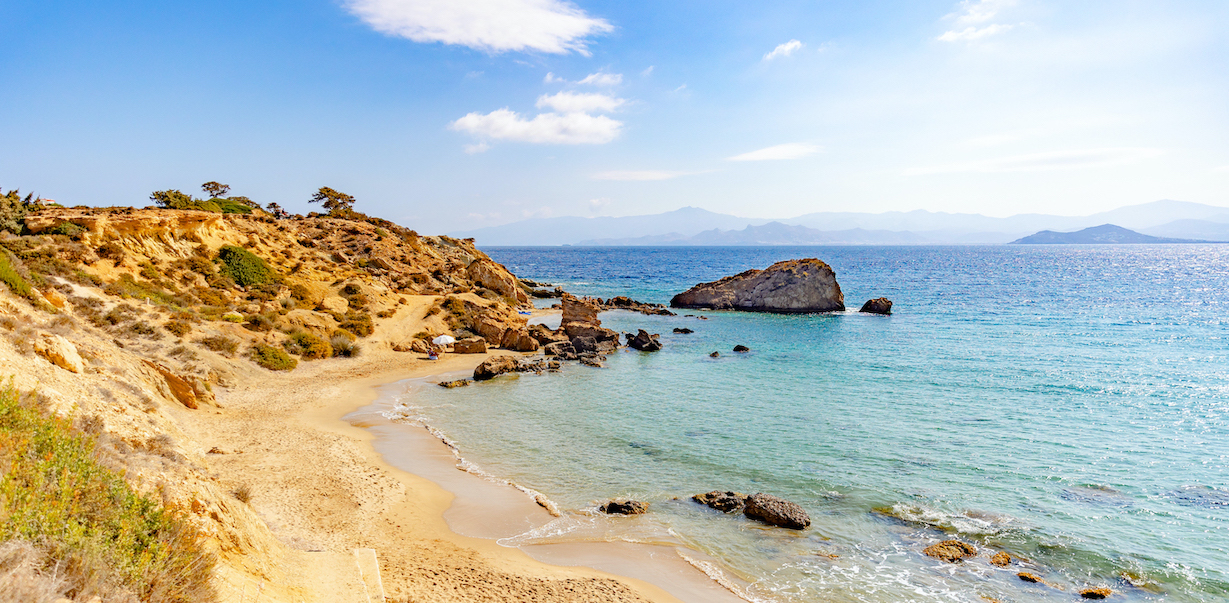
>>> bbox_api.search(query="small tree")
[266,202,283,213]
[150,189,198,209]
[308,187,356,216]
[201,182,231,199]
[0,188,35,234]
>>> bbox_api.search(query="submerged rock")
[673,327,694,334]
[671,258,844,313]
[859,297,893,315]
[626,329,662,351]
[438,379,469,388]
[599,499,649,515]
[692,491,748,513]
[709,351,720,358]
[922,540,977,563]
[1080,588,1112,600]
[990,551,1013,567]
[743,493,810,529]
[733,345,750,353]
[1018,572,1044,584]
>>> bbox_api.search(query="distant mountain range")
[1009,224,1208,244]
[449,200,1229,246]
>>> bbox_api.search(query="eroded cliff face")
[0,206,539,597]
[670,258,845,313]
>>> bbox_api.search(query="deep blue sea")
[392,246,1229,602]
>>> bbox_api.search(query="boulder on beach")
[599,499,649,515]
[500,328,540,352]
[673,327,694,334]
[923,540,977,563]
[743,493,810,529]
[473,356,520,381]
[692,491,748,513]
[453,337,487,354]
[626,329,662,351]
[670,258,844,314]
[859,297,893,315]
[733,345,750,353]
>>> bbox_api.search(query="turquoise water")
[388,246,1229,602]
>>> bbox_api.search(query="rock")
[692,491,748,513]
[990,551,1012,567]
[733,345,750,352]
[500,328,540,352]
[467,258,529,304]
[1080,588,1112,600]
[277,309,338,335]
[673,327,694,334]
[33,334,84,373]
[1018,572,1043,583]
[561,294,620,345]
[543,341,577,359]
[438,379,469,388]
[709,351,720,358]
[603,296,676,316]
[671,258,844,313]
[599,499,649,515]
[923,540,977,563]
[578,355,605,368]
[453,337,487,354]
[528,323,569,345]
[743,493,810,529]
[42,287,67,309]
[859,297,893,315]
[571,336,599,354]
[473,356,521,380]
[626,329,662,352]
[143,361,199,409]
[319,295,349,314]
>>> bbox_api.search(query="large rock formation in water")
[560,294,620,349]
[670,258,844,313]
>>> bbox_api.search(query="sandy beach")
[178,333,742,602]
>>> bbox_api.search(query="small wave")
[676,551,774,603]
[874,503,1021,535]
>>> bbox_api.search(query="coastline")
[187,339,745,602]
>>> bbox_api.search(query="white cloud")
[763,40,803,61]
[591,170,699,181]
[640,66,654,77]
[939,0,1016,42]
[903,147,1164,175]
[588,197,611,210]
[578,72,623,86]
[536,91,625,113]
[450,108,622,144]
[464,141,491,154]
[672,84,687,93]
[344,0,613,55]
[543,72,565,84]
[938,24,1013,42]
[728,143,821,162]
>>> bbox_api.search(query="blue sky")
[2,0,1226,233]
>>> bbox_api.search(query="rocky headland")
[670,258,845,313]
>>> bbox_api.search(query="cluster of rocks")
[596,490,811,531]
[519,278,565,299]
[922,539,1113,599]
[472,355,561,381]
[550,295,675,317]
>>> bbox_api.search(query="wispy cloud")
[536,91,625,113]
[938,0,1016,42]
[451,109,622,145]
[543,72,565,84]
[728,143,821,161]
[591,170,701,181]
[344,0,612,55]
[578,72,622,86]
[904,147,1164,175]
[763,40,803,61]
[640,66,654,77]
[463,141,491,154]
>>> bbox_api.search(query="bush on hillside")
[0,252,34,300]
[283,331,332,360]
[249,344,297,371]
[216,245,275,288]
[0,382,216,602]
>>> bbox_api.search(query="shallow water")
[385,246,1229,602]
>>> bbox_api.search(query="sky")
[1,0,1227,234]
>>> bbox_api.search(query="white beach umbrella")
[432,335,456,345]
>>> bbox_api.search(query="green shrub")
[339,311,373,337]
[197,335,238,355]
[249,344,297,371]
[283,331,332,360]
[0,252,33,300]
[221,312,243,323]
[216,245,274,288]
[242,313,274,332]
[43,221,84,237]
[212,198,254,215]
[0,381,216,602]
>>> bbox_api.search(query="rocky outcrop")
[560,294,620,347]
[467,258,529,305]
[473,356,560,380]
[743,493,810,529]
[319,296,349,314]
[692,491,748,513]
[34,334,84,373]
[922,540,977,563]
[602,296,675,316]
[732,345,749,353]
[527,323,569,345]
[859,297,893,315]
[143,360,200,409]
[453,337,487,354]
[626,330,661,352]
[671,258,844,313]
[673,327,693,334]
[499,328,540,352]
[599,500,649,515]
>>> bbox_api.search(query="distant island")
[1009,224,1210,244]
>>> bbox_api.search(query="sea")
[375,245,1229,602]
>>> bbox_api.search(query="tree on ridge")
[201,182,231,199]
[308,187,356,217]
